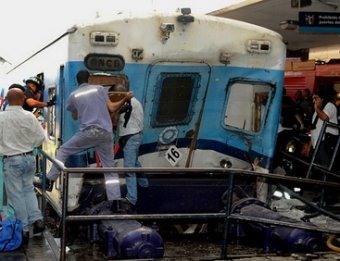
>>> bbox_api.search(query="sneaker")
[32,219,45,234]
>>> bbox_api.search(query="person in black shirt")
[23,76,55,111]
[281,88,304,130]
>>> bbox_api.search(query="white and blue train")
[7,9,286,213]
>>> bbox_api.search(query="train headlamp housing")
[220,159,232,169]
[90,32,119,46]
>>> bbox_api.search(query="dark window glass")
[154,74,198,126]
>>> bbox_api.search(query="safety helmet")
[25,76,42,89]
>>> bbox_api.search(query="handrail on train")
[38,150,340,261]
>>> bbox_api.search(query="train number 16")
[165,145,182,167]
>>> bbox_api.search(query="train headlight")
[90,32,119,46]
[220,159,232,168]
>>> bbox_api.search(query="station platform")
[1,227,340,260]
[0,231,57,261]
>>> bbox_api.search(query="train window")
[224,82,272,133]
[152,73,199,126]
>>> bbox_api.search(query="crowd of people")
[0,70,146,246]
[280,87,314,131]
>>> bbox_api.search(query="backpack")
[0,218,23,251]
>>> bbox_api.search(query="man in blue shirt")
[47,70,133,202]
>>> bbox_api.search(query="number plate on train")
[165,145,182,167]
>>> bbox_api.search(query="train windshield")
[152,73,200,126]
[224,81,273,133]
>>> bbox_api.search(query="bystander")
[0,88,46,244]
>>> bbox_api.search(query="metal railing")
[305,121,340,208]
[37,150,340,261]
[306,120,340,179]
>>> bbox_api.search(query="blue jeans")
[3,155,43,232]
[123,132,148,205]
[47,126,121,200]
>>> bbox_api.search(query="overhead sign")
[299,11,340,33]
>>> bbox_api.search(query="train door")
[142,62,210,167]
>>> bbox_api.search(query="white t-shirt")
[0,106,45,155]
[311,102,338,148]
[118,97,143,137]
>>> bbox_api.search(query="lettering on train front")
[84,54,125,71]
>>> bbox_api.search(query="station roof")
[209,0,340,50]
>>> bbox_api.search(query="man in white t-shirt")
[111,83,148,213]
[302,88,338,166]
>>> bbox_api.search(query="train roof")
[67,9,285,68]
[76,9,283,40]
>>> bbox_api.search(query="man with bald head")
[0,88,46,243]
[0,84,26,111]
